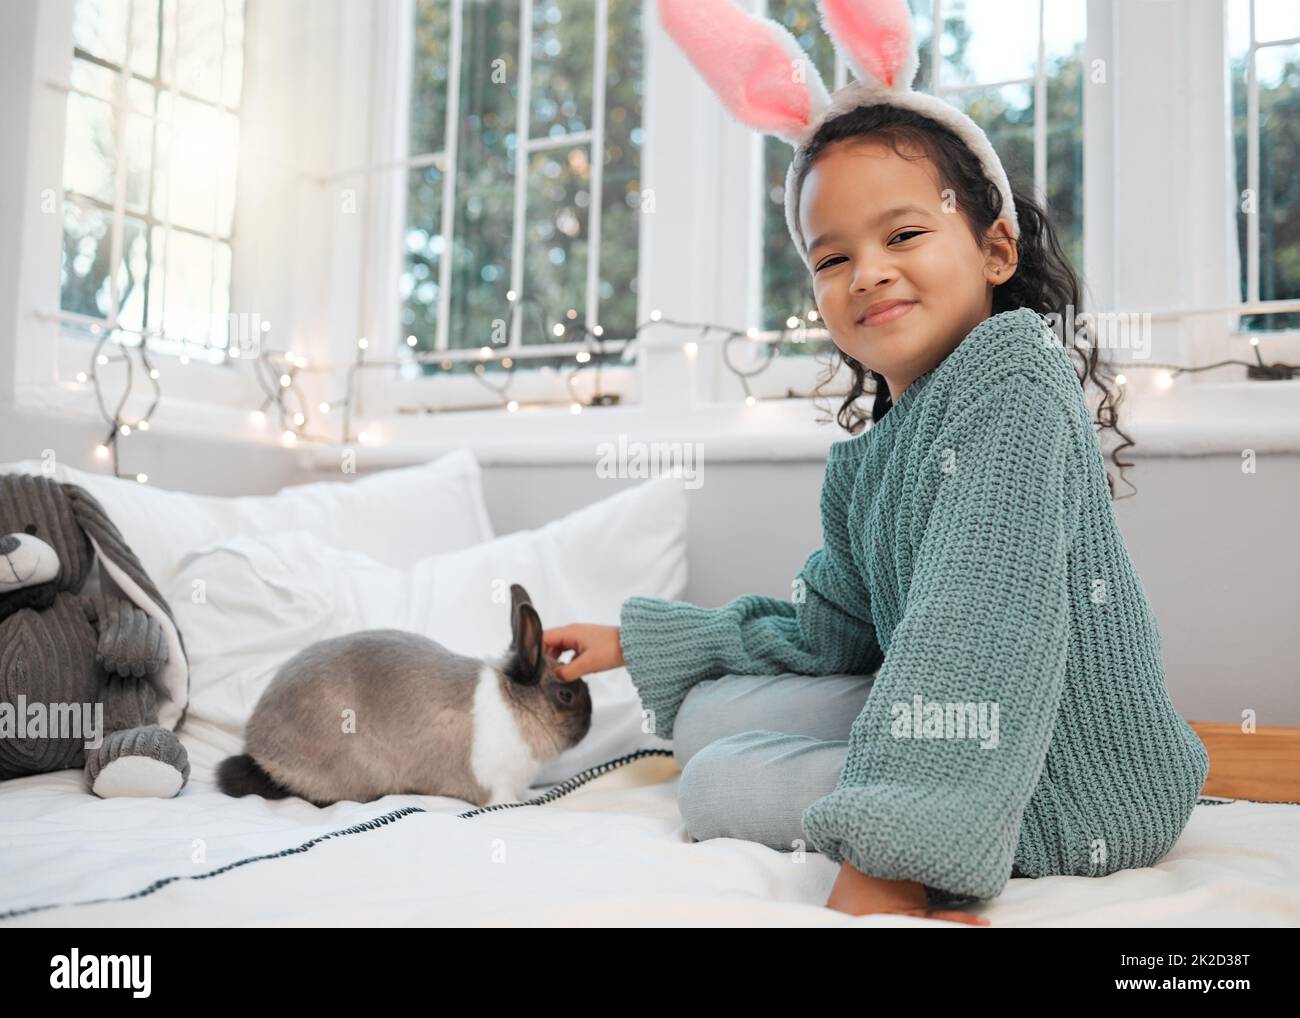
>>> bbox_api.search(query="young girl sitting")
[543,0,1209,924]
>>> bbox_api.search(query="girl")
[543,0,1209,924]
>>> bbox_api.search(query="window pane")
[130,0,159,78]
[172,0,225,103]
[402,163,447,349]
[60,200,113,319]
[524,146,589,344]
[1045,0,1085,278]
[116,215,151,330]
[447,1,520,353]
[153,94,224,234]
[1254,0,1300,44]
[1244,44,1300,330]
[223,0,245,108]
[530,0,593,140]
[71,55,117,101]
[597,0,643,342]
[761,0,840,333]
[63,91,117,205]
[128,76,156,115]
[410,0,452,155]
[73,0,130,65]
[941,0,1038,88]
[948,83,1035,193]
[151,226,214,342]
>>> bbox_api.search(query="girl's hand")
[541,623,625,681]
[825,861,990,925]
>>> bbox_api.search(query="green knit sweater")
[619,307,1209,906]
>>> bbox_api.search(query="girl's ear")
[658,0,830,147]
[983,218,1019,284]
[816,0,920,92]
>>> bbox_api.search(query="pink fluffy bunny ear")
[817,0,919,92]
[658,0,830,147]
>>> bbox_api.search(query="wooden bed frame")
[1190,722,1300,801]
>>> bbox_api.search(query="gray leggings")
[672,672,875,854]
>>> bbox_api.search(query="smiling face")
[800,136,1017,400]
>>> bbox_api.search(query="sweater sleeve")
[619,542,885,740]
[801,374,1080,905]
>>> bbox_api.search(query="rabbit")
[216,583,592,807]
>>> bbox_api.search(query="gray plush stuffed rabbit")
[0,473,191,797]
[217,583,592,807]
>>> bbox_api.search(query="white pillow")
[0,448,494,589]
[170,476,688,787]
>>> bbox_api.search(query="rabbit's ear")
[816,0,919,92]
[658,0,830,147]
[508,601,544,685]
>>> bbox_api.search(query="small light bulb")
[281,430,297,446]
[261,319,272,332]
[570,402,582,415]
[358,430,370,443]
[552,323,564,337]
[650,309,661,321]
[576,350,591,363]
[293,412,305,426]
[135,473,148,484]
[507,400,519,413]
[76,372,88,383]
[119,424,131,436]
[684,342,698,356]
[97,354,108,365]
[406,335,417,347]
[357,337,369,350]
[138,419,150,431]
[149,368,159,379]
[319,401,331,414]
[279,374,291,387]
[1115,373,1127,386]
[592,325,603,337]
[786,315,800,329]
[745,395,756,407]
[94,444,109,460]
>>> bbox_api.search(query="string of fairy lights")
[74,299,1300,480]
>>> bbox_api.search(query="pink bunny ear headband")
[657,0,1020,272]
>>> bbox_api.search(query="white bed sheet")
[2,716,1298,927]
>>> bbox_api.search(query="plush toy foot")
[85,725,190,798]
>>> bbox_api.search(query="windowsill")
[16,376,1300,468]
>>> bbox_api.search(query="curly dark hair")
[798,104,1136,499]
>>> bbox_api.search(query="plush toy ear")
[817,0,919,92]
[658,0,830,147]
[63,483,190,731]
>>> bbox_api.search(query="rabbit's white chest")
[469,665,539,804]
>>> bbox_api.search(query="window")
[58,0,247,361]
[758,0,1085,343]
[1228,0,1300,332]
[398,0,644,379]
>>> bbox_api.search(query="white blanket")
[3,717,1298,927]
